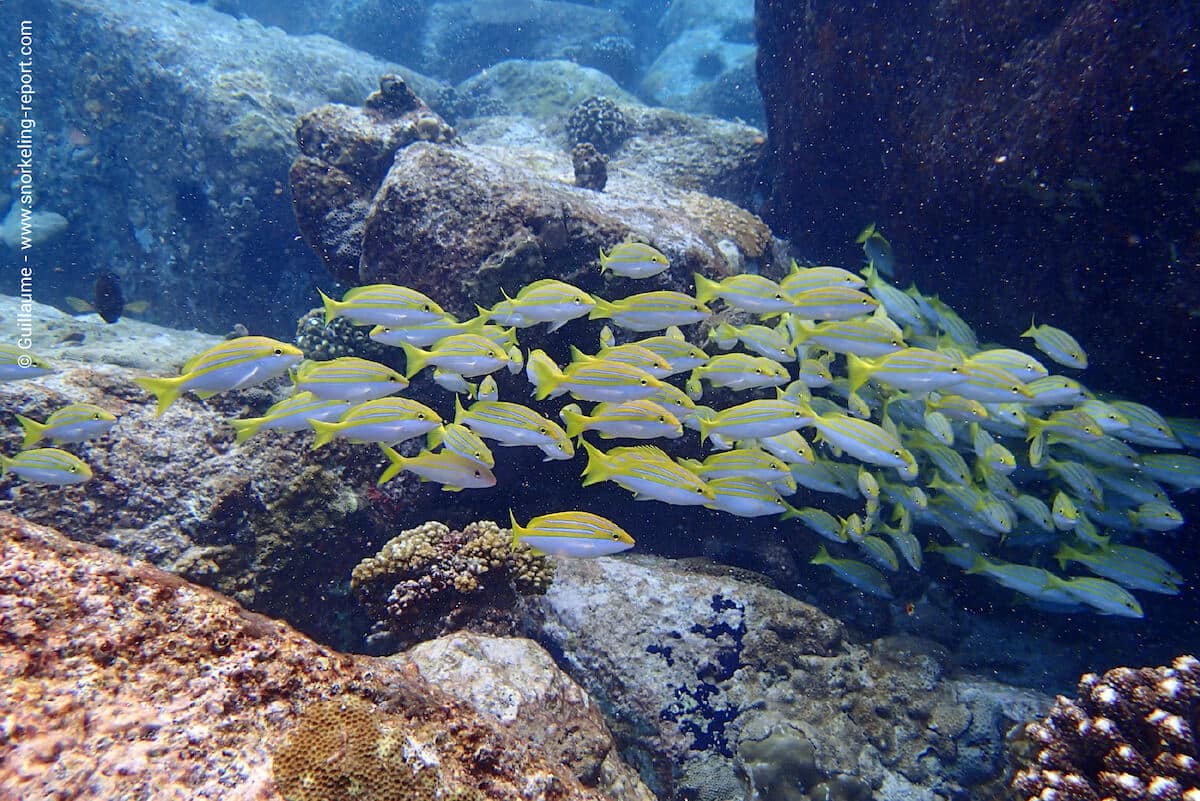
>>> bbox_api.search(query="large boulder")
[526,555,1048,801]
[291,80,774,319]
[3,0,445,338]
[754,0,1200,410]
[0,513,623,801]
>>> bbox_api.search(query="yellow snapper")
[16,403,117,448]
[580,441,715,506]
[626,327,710,374]
[1021,321,1088,370]
[135,336,304,415]
[559,400,683,440]
[401,334,511,379]
[693,273,796,315]
[697,399,812,443]
[454,397,571,454]
[686,353,790,395]
[527,350,665,403]
[509,509,635,557]
[228,391,350,444]
[807,408,919,479]
[1,447,92,485]
[292,357,408,401]
[681,447,796,492]
[811,545,894,599]
[574,344,673,379]
[377,446,496,491]
[0,344,55,382]
[368,316,482,348]
[480,279,595,331]
[598,242,670,279]
[320,284,444,327]
[428,422,495,467]
[589,291,711,332]
[846,349,966,394]
[708,321,796,361]
[856,223,896,277]
[310,397,442,448]
[703,477,789,517]
[784,285,880,321]
[792,317,905,358]
[780,263,866,294]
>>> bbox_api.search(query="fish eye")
[274,348,283,355]
[774,293,784,300]
[417,413,426,419]
[754,368,763,375]
[639,378,648,385]
[658,416,666,422]
[487,350,496,357]
[950,366,960,373]
[538,427,547,434]
[423,304,432,311]
[390,376,400,381]
[473,470,481,478]
[69,466,77,472]
[1010,386,1020,393]
[692,304,701,311]
[611,533,619,539]
[893,449,902,457]
[695,486,705,493]
[93,413,101,419]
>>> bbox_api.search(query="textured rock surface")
[4,0,445,338]
[292,89,773,320]
[0,298,415,650]
[407,632,657,801]
[0,514,618,801]
[754,0,1200,411]
[525,555,1048,800]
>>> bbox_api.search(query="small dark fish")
[93,271,125,323]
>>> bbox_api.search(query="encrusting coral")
[1010,655,1200,801]
[567,95,629,153]
[351,520,553,650]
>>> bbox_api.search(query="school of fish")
[5,232,1200,616]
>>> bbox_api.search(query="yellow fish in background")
[320,284,444,327]
[135,336,303,415]
[598,242,670,279]
[377,446,496,491]
[509,509,636,557]
[589,291,711,332]
[16,403,117,448]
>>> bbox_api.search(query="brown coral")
[272,695,441,801]
[351,520,553,650]
[1010,655,1200,801]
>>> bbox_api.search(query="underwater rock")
[292,86,773,315]
[754,0,1200,408]
[406,632,656,801]
[525,554,1048,800]
[28,0,447,337]
[0,513,615,801]
[0,305,391,649]
[0,203,68,249]
[453,59,637,123]
[422,0,631,84]
[640,26,762,126]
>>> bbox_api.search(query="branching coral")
[1010,655,1200,801]
[351,520,553,650]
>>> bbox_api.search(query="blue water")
[3,1,1198,798]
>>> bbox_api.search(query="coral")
[567,96,629,154]
[1010,655,1200,801]
[351,520,554,650]
[272,695,441,801]
[0,512,613,801]
[294,308,392,363]
[568,34,637,86]
[572,143,608,191]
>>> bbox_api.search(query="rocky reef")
[754,0,1200,411]
[525,555,1048,801]
[0,513,647,801]
[2,0,447,336]
[291,76,772,322]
